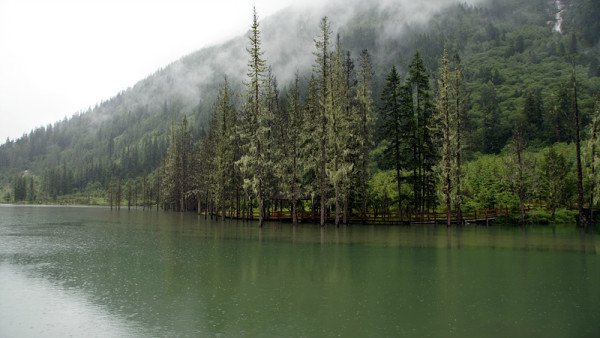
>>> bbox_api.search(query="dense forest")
[1,0,599,226]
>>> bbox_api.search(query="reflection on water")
[0,205,599,337]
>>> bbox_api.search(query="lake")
[0,205,598,337]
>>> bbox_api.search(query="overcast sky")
[0,0,301,142]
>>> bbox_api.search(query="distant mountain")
[1,0,599,200]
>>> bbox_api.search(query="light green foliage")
[542,146,572,219]
[368,170,397,214]
[463,155,509,210]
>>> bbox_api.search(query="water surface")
[0,205,598,337]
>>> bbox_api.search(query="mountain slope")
[1,0,599,201]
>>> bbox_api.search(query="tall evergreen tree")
[522,89,544,142]
[481,82,502,154]
[240,6,268,226]
[263,67,279,218]
[356,49,374,224]
[302,75,322,218]
[381,65,406,214]
[281,73,304,225]
[161,116,195,212]
[199,115,218,217]
[313,16,332,227]
[453,53,466,224]
[436,46,452,226]
[341,51,356,225]
[408,50,436,213]
[327,36,354,227]
[213,79,237,220]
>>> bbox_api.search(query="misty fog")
[85,0,485,132]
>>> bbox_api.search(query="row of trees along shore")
[151,9,598,228]
[10,8,599,229]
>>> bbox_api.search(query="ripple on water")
[0,263,143,337]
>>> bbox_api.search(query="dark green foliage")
[544,83,574,143]
[13,175,27,202]
[479,82,505,154]
[562,0,600,47]
[522,88,544,143]
[380,65,408,212]
[407,51,437,213]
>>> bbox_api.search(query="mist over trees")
[1,0,600,225]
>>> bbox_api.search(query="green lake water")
[0,205,598,337]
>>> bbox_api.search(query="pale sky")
[0,0,298,142]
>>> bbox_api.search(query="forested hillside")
[1,0,599,225]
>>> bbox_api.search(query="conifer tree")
[213,79,237,220]
[523,89,544,142]
[453,53,466,224]
[436,46,452,226]
[302,75,321,218]
[481,82,502,154]
[341,51,356,225]
[356,49,374,223]
[408,50,435,213]
[381,65,405,214]
[263,67,278,218]
[313,16,332,227]
[327,36,354,227]
[161,116,195,212]
[281,73,303,225]
[203,109,220,217]
[240,6,268,226]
